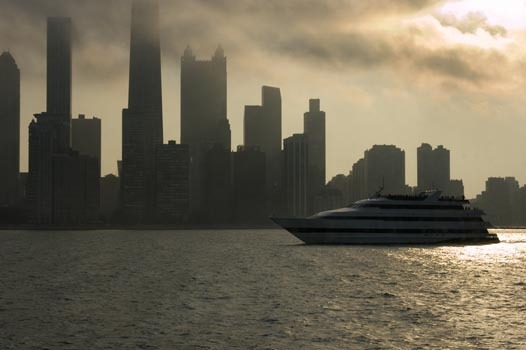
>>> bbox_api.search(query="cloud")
[0,0,520,89]
[434,11,507,37]
[415,49,488,82]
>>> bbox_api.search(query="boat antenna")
[374,178,385,197]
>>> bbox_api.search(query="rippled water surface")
[1,229,525,349]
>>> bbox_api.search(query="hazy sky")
[1,0,525,197]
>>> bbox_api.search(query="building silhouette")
[181,45,230,149]
[349,158,367,203]
[27,17,100,225]
[447,179,464,197]
[304,98,326,213]
[244,105,263,144]
[261,87,282,192]
[27,117,55,223]
[417,143,450,192]
[0,52,20,206]
[232,146,266,223]
[327,174,350,204]
[100,174,120,222]
[243,86,282,188]
[51,152,99,224]
[121,0,164,222]
[474,177,519,226]
[28,18,73,224]
[72,114,101,176]
[46,17,72,144]
[243,86,282,210]
[154,141,190,223]
[365,145,406,196]
[283,134,309,217]
[203,144,232,223]
[181,45,231,217]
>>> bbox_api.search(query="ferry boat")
[271,191,499,245]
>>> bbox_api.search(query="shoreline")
[0,225,525,231]
[0,223,280,231]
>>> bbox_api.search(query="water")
[1,229,525,349]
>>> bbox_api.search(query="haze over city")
[1,0,525,197]
[3,2,526,349]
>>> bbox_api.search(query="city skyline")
[1,0,526,197]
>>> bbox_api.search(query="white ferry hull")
[272,218,499,245]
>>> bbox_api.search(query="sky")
[1,0,525,197]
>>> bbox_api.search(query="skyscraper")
[180,46,232,215]
[261,86,282,190]
[283,134,309,217]
[27,118,55,224]
[28,17,100,225]
[475,177,519,226]
[52,152,100,224]
[100,174,120,221]
[154,141,190,223]
[417,143,450,192]
[28,17,74,224]
[128,0,163,116]
[244,86,282,192]
[181,45,230,149]
[364,145,406,196]
[349,158,367,203]
[303,98,326,213]
[232,146,266,223]
[72,114,101,176]
[203,144,232,223]
[46,17,72,147]
[244,105,264,147]
[121,0,164,222]
[0,52,20,206]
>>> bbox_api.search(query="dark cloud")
[264,27,507,85]
[416,49,489,82]
[434,11,507,37]
[0,0,514,86]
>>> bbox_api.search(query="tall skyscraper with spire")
[121,0,164,222]
[0,52,20,206]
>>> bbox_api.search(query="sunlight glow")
[450,232,526,263]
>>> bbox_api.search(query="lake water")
[1,229,525,349]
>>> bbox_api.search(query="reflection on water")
[0,229,525,349]
[447,230,526,263]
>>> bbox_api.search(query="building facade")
[364,145,406,196]
[0,52,20,206]
[121,0,164,222]
[155,141,190,223]
[417,143,450,192]
[283,134,309,217]
[72,114,101,175]
[232,146,266,223]
[180,45,232,216]
[46,17,72,143]
[304,98,326,213]
[27,17,99,225]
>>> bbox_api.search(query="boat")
[271,190,499,245]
